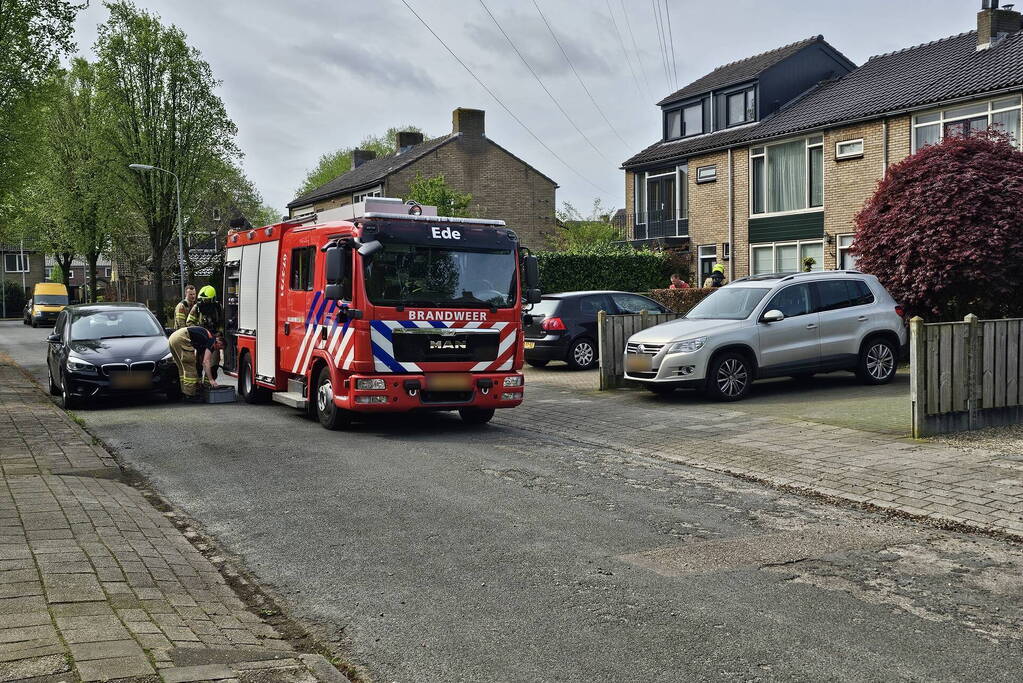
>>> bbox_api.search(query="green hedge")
[646,287,715,314]
[2,280,27,318]
[536,246,672,294]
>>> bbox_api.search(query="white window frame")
[45,265,54,280]
[698,244,717,281]
[912,94,1023,152]
[696,165,717,183]
[749,239,825,276]
[68,269,76,281]
[837,234,856,270]
[749,135,825,218]
[353,185,383,203]
[3,253,28,273]
[836,138,864,160]
[635,167,687,235]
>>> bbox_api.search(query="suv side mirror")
[762,309,785,323]
[523,255,539,290]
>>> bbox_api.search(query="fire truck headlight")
[503,376,523,388]
[501,392,522,401]
[355,395,389,404]
[355,379,387,391]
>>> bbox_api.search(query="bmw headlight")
[666,337,707,354]
[66,356,97,374]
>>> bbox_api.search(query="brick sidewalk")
[502,382,1023,540]
[0,356,348,682]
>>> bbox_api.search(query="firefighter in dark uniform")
[168,325,224,402]
[186,285,222,378]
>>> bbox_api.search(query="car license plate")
[625,354,651,372]
[110,372,152,390]
[425,373,472,390]
[523,341,535,350]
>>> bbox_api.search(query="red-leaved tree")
[853,132,1023,320]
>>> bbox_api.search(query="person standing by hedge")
[669,273,689,289]
[703,263,727,288]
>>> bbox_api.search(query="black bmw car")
[523,291,672,370]
[46,303,179,409]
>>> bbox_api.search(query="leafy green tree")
[95,0,240,319]
[43,58,114,302]
[406,172,473,218]
[50,262,64,284]
[0,0,84,216]
[296,125,426,196]
[552,199,621,250]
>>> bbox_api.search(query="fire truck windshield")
[363,243,517,309]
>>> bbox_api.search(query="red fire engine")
[222,197,541,429]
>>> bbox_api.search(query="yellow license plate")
[426,373,472,390]
[110,372,152,390]
[523,341,535,349]
[625,355,651,373]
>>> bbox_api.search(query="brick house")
[1,246,46,298]
[622,1,1023,285]
[287,108,558,248]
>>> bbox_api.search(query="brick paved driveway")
[513,368,1021,540]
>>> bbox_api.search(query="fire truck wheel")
[238,353,269,404]
[458,407,495,425]
[316,366,352,430]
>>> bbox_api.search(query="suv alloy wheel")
[857,337,897,385]
[706,352,752,401]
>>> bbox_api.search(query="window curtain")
[799,242,823,271]
[993,110,1021,146]
[775,244,798,272]
[752,247,773,275]
[768,140,806,213]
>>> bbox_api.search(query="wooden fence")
[596,311,684,389]
[910,314,1023,437]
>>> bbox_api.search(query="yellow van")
[28,282,69,327]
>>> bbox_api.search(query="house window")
[353,186,382,203]
[698,245,717,284]
[3,253,28,273]
[836,139,864,159]
[289,246,315,291]
[634,173,646,226]
[664,101,706,140]
[837,234,856,269]
[750,136,824,215]
[45,266,54,280]
[68,269,76,281]
[726,88,756,126]
[664,109,681,139]
[696,165,717,183]
[913,95,1022,151]
[750,240,824,275]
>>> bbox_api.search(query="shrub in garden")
[536,244,670,294]
[854,132,1023,320]
[2,281,27,317]
[646,287,715,313]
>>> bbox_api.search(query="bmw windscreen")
[686,288,771,320]
[71,310,164,340]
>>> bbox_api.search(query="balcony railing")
[610,212,689,241]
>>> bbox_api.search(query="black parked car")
[523,291,671,370]
[45,303,179,409]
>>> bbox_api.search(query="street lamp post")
[128,163,186,301]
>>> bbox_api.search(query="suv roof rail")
[779,269,864,282]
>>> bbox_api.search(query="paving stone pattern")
[0,355,344,682]
[507,380,1023,540]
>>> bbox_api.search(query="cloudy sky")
[70,0,976,216]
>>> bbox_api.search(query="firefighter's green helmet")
[712,263,726,275]
[198,285,216,300]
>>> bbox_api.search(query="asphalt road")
[4,320,1022,682]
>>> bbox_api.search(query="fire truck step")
[271,391,307,410]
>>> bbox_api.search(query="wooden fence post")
[597,310,609,391]
[965,313,980,430]
[909,316,926,438]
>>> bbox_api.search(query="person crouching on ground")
[168,325,224,403]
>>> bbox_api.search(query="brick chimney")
[978,0,1022,49]
[352,149,376,168]
[452,108,485,138]
[396,131,424,153]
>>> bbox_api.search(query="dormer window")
[664,99,707,140]
[726,88,756,126]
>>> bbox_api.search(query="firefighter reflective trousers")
[168,328,199,396]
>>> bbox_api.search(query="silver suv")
[624,271,907,401]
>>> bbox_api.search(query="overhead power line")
[477,0,610,165]
[620,0,655,102]
[398,0,608,193]
[663,0,679,88]
[531,0,629,149]
[604,0,647,104]
[651,0,673,91]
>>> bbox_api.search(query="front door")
[280,239,323,377]
[757,283,820,374]
[647,175,676,238]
